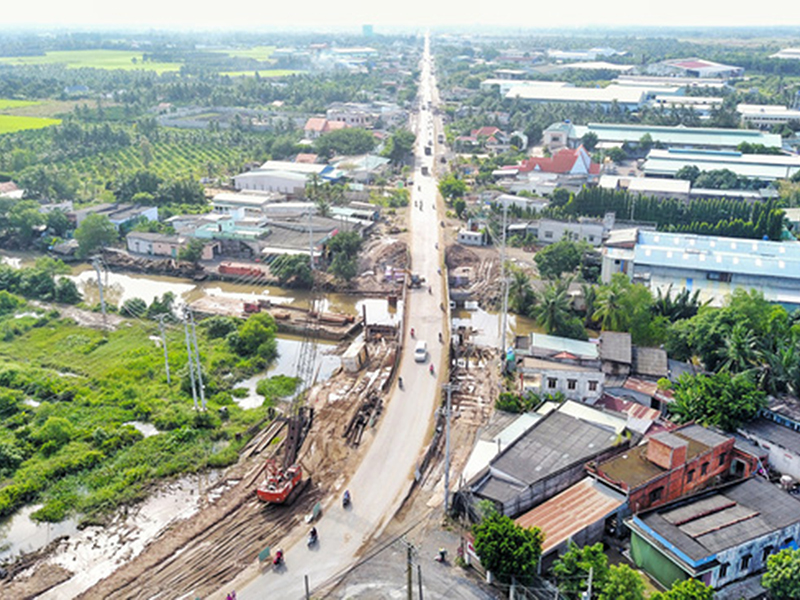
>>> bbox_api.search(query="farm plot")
[0,115,61,134]
[0,50,181,73]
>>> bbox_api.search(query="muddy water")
[0,504,80,562]
[452,307,541,348]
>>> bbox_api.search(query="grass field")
[220,69,302,77]
[0,50,182,73]
[0,98,97,118]
[213,45,276,61]
[0,99,39,112]
[0,114,61,134]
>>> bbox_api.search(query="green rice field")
[0,114,61,134]
[213,46,276,61]
[0,50,182,73]
[220,69,302,78]
[0,99,39,111]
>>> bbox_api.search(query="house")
[517,332,600,363]
[642,148,800,181]
[303,117,348,139]
[72,204,158,230]
[454,126,519,152]
[518,357,605,402]
[294,153,319,164]
[467,405,629,516]
[599,331,632,377]
[627,478,800,592]
[632,347,669,380]
[0,181,22,199]
[332,154,390,183]
[591,424,760,514]
[738,395,800,482]
[491,194,549,214]
[515,477,626,566]
[504,146,601,178]
[457,229,487,247]
[211,191,288,218]
[126,232,184,258]
[511,217,606,247]
[601,229,800,308]
[590,393,666,437]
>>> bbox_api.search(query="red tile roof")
[304,117,327,132]
[513,146,599,175]
[0,181,19,194]
[674,60,712,69]
[295,153,318,164]
[596,394,661,422]
[472,126,502,138]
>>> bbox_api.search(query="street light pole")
[442,383,460,513]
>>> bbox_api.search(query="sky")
[2,0,800,32]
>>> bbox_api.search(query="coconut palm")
[531,280,570,336]
[593,277,628,331]
[509,269,534,315]
[720,322,759,374]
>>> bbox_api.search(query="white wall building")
[737,104,800,128]
[519,358,605,402]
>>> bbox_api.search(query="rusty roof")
[516,477,625,553]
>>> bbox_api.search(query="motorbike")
[429,363,435,376]
[398,376,404,390]
[410,328,415,338]
[273,549,284,566]
[343,490,351,508]
[435,548,447,563]
[307,529,318,547]
[438,332,443,343]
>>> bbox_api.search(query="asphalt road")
[233,34,447,600]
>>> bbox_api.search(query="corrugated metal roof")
[573,123,781,149]
[516,477,625,552]
[600,331,632,364]
[634,478,800,565]
[642,148,800,180]
[634,230,800,280]
[530,333,599,359]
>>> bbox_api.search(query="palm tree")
[509,269,534,315]
[531,280,570,336]
[720,322,759,374]
[593,278,628,331]
[581,283,597,328]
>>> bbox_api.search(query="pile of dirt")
[444,244,479,270]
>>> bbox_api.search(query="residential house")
[491,193,549,214]
[467,404,629,516]
[125,232,218,261]
[739,396,800,482]
[518,357,605,402]
[627,478,800,592]
[457,229,488,246]
[72,204,158,230]
[503,146,601,178]
[516,332,600,364]
[633,346,669,380]
[303,117,348,139]
[591,424,760,514]
[599,331,632,378]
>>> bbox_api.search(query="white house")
[519,357,605,402]
[457,229,487,246]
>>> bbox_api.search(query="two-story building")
[518,357,604,402]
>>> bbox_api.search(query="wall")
[711,523,800,589]
[627,438,736,513]
[537,219,604,246]
[738,428,800,481]
[521,365,604,402]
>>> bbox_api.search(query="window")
[548,378,557,389]
[707,272,732,283]
[687,469,695,483]
[544,231,553,239]
[719,563,728,579]
[588,381,598,392]
[648,486,664,504]
[719,452,727,467]
[567,379,577,391]
[741,554,751,571]
[701,462,709,476]
[763,546,773,562]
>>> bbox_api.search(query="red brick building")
[589,424,761,513]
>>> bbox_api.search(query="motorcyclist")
[343,489,351,506]
[410,327,415,338]
[398,376,404,389]
[274,549,284,565]
[429,363,434,375]
[310,527,318,541]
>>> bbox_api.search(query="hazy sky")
[2,0,800,31]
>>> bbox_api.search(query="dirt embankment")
[445,244,502,310]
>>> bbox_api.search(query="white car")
[414,340,428,362]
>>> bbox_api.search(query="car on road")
[414,340,428,362]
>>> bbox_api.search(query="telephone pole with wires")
[183,307,199,410]
[91,256,107,328]
[155,314,171,384]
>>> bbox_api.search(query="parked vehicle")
[256,459,302,504]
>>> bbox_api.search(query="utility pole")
[91,257,106,326]
[156,314,171,384]
[417,564,424,600]
[406,541,414,600]
[188,308,206,410]
[442,383,460,513]
[499,200,509,367]
[183,308,198,410]
[581,566,593,600]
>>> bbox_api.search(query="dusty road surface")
[228,34,448,600]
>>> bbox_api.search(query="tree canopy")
[763,548,800,600]
[552,542,609,600]
[669,371,767,431]
[598,564,646,600]
[650,578,713,600]
[74,214,118,258]
[314,128,376,158]
[472,512,544,584]
[534,239,582,280]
